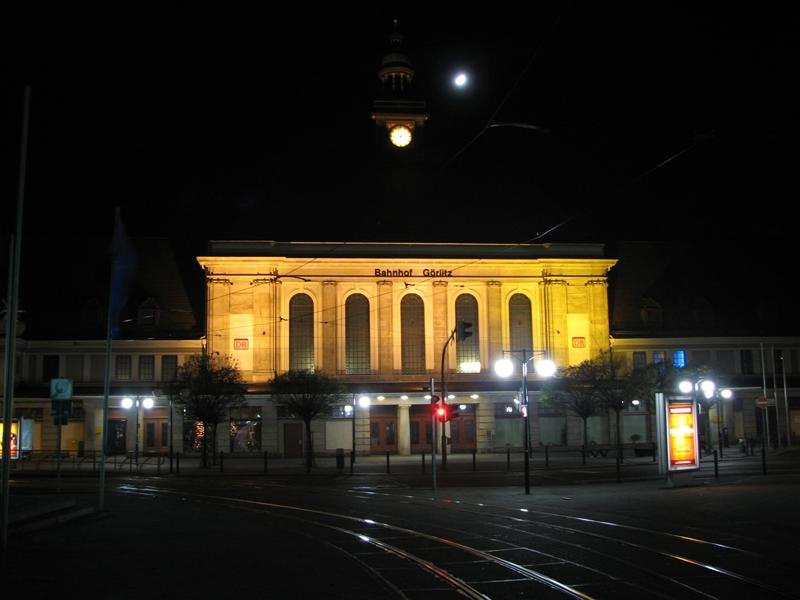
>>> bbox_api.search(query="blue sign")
[49,378,73,400]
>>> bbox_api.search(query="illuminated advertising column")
[0,419,19,459]
[665,401,700,471]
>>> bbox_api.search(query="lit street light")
[678,378,732,457]
[121,395,154,465]
[495,350,556,494]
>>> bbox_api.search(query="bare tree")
[172,352,246,467]
[541,361,601,449]
[269,370,344,473]
[549,350,658,459]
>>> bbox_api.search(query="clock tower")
[371,20,428,152]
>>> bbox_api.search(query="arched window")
[345,294,371,374]
[455,294,480,372]
[509,293,533,354]
[401,294,425,374]
[289,293,314,371]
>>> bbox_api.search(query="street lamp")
[678,378,732,457]
[495,350,556,494]
[121,395,154,464]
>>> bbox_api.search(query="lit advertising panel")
[666,402,699,471]
[0,420,20,459]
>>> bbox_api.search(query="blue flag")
[109,208,137,338]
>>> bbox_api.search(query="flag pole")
[99,255,114,511]
[98,209,118,511]
[2,85,30,550]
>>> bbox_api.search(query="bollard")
[176,452,180,474]
[545,444,549,468]
[472,448,477,472]
[264,450,269,474]
[220,450,224,473]
[713,449,718,479]
[350,450,354,475]
[506,447,511,472]
[386,450,390,474]
[421,451,425,473]
[336,448,345,471]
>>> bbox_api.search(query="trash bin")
[335,448,344,470]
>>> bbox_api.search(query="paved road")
[3,449,798,598]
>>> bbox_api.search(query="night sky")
[2,6,794,259]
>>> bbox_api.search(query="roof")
[206,240,608,259]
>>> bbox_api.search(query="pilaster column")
[207,277,232,357]
[321,281,337,374]
[377,280,394,374]
[397,404,410,455]
[486,281,502,371]
[432,281,449,374]
[540,279,569,368]
[586,279,610,358]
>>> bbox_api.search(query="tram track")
[113,482,798,599]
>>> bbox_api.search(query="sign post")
[50,379,73,493]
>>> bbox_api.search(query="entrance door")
[107,419,127,455]
[144,418,169,454]
[410,406,435,453]
[449,405,477,453]
[284,423,304,458]
[370,416,398,453]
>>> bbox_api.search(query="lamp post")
[678,378,732,458]
[121,395,154,465]
[495,350,556,494]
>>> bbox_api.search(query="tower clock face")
[389,124,412,147]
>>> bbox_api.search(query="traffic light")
[436,404,447,422]
[430,395,440,405]
[456,320,473,342]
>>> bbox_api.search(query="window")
[289,293,315,371]
[691,350,711,367]
[139,355,155,381]
[345,294,370,374]
[775,348,785,376]
[651,351,665,374]
[161,355,178,381]
[229,407,262,452]
[740,349,754,375]
[632,351,647,370]
[65,355,84,382]
[90,355,105,381]
[401,294,425,374]
[115,355,132,380]
[42,355,59,381]
[509,294,533,357]
[716,350,735,374]
[672,350,686,369]
[455,294,480,372]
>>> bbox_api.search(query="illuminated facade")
[198,241,616,455]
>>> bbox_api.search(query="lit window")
[672,350,686,369]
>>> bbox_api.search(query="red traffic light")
[436,405,446,421]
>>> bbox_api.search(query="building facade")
[196,241,615,456]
